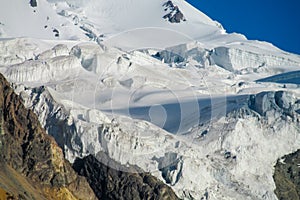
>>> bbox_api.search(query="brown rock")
[0,73,97,200]
[73,152,180,200]
[274,149,300,200]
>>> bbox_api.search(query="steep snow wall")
[157,42,300,71]
[211,47,300,71]
[5,55,81,83]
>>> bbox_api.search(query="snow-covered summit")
[0,0,225,47]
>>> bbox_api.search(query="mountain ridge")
[0,73,97,200]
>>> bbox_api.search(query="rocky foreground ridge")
[274,149,300,200]
[0,73,96,200]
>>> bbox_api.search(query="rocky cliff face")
[0,73,97,200]
[163,1,186,23]
[73,152,180,200]
[274,149,300,200]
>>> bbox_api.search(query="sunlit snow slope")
[1,0,227,48]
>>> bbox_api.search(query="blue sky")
[187,0,300,55]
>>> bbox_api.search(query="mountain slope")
[0,0,238,50]
[0,0,87,40]
[73,153,180,200]
[0,73,97,200]
[1,0,300,200]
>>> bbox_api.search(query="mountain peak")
[0,0,222,44]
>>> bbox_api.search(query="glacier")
[5,37,300,200]
[1,0,300,199]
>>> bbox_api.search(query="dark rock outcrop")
[0,73,97,200]
[163,1,186,23]
[29,0,37,7]
[73,152,180,200]
[274,150,300,200]
[53,28,60,37]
